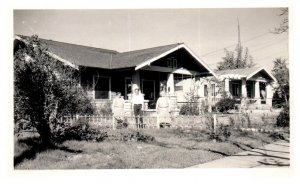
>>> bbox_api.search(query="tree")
[14,35,94,146]
[271,58,289,106]
[272,8,289,34]
[217,45,255,71]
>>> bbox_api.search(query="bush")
[269,131,286,140]
[98,101,112,116]
[52,119,108,143]
[179,103,199,115]
[108,129,155,142]
[14,119,33,133]
[215,98,237,113]
[276,105,289,127]
[209,124,232,142]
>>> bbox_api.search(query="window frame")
[231,82,240,97]
[93,75,111,100]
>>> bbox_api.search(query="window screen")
[94,76,110,99]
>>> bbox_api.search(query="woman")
[112,92,125,128]
[156,91,171,128]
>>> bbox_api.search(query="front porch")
[80,44,216,113]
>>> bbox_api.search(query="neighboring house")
[215,67,277,109]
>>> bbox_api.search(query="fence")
[61,114,216,130]
[15,110,280,134]
[60,110,279,130]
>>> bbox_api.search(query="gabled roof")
[15,35,217,77]
[215,67,277,82]
[111,43,182,69]
[40,38,118,69]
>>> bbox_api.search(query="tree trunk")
[284,95,288,106]
[35,119,53,147]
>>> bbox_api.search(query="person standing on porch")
[156,91,171,128]
[112,92,125,128]
[131,86,144,128]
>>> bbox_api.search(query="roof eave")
[246,67,277,82]
[14,36,79,70]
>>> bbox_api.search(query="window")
[211,84,216,96]
[231,83,239,97]
[94,76,110,99]
[167,57,177,68]
[204,85,208,97]
[124,78,132,100]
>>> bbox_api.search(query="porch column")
[224,78,230,95]
[167,73,175,94]
[266,83,273,106]
[132,70,140,90]
[241,78,247,98]
[254,81,261,104]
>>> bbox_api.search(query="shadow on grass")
[230,141,289,165]
[272,143,290,147]
[257,160,290,167]
[14,137,82,167]
[151,140,231,156]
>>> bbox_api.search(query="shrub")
[108,129,155,142]
[98,101,112,116]
[179,103,199,115]
[14,119,33,133]
[209,124,232,142]
[269,132,286,140]
[239,112,252,128]
[52,119,108,143]
[276,105,289,127]
[215,98,237,113]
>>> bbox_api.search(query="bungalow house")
[214,67,277,109]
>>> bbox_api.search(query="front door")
[125,77,132,100]
[246,84,253,98]
[142,79,156,108]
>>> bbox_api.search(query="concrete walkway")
[189,140,290,168]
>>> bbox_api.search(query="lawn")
[14,128,288,169]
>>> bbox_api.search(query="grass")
[14,128,287,169]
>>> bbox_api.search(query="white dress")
[156,97,171,123]
[112,97,125,120]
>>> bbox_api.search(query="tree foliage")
[14,35,95,145]
[276,105,289,128]
[217,45,255,71]
[271,58,289,106]
[272,8,289,34]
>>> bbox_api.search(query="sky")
[14,9,289,71]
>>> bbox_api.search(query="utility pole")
[236,17,242,66]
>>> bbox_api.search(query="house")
[14,36,218,113]
[214,67,277,109]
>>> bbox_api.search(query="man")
[131,87,144,128]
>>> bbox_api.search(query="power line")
[250,37,288,53]
[199,32,270,57]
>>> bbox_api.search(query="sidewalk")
[189,140,290,168]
